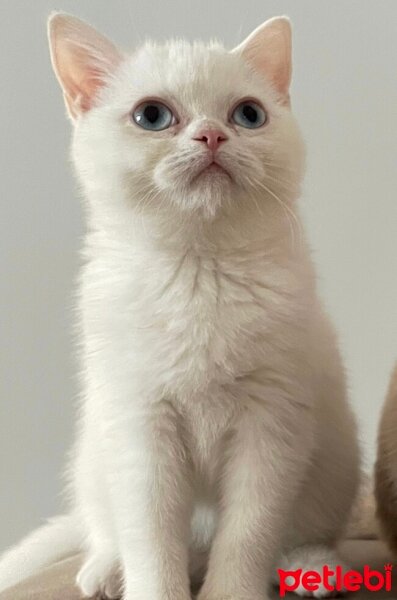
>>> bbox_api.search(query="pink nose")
[193,129,228,153]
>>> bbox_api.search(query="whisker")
[253,177,302,251]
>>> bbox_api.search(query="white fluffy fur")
[0,14,360,600]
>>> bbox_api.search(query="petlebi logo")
[278,563,393,597]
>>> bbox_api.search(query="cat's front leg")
[99,397,193,600]
[198,380,314,600]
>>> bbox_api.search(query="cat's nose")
[193,129,228,153]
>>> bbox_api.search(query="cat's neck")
[83,183,306,262]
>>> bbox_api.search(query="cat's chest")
[85,248,289,392]
[133,252,281,385]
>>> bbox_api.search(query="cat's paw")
[277,545,347,598]
[76,553,122,599]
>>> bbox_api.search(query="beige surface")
[0,541,395,600]
[0,555,82,600]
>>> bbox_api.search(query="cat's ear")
[232,17,292,103]
[47,13,123,120]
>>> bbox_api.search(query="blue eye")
[132,101,175,131]
[231,100,267,129]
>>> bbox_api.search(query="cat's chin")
[192,162,232,183]
[189,164,233,197]
[166,183,229,221]
[188,171,233,219]
[151,167,233,220]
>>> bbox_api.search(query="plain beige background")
[1,0,396,552]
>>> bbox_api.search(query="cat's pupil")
[242,105,258,123]
[144,105,160,123]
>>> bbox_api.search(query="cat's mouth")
[193,160,232,182]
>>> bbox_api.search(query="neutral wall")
[1,0,396,551]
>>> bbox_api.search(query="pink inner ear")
[232,17,292,100]
[62,58,106,114]
[48,14,122,120]
[252,47,291,98]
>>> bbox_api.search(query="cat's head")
[48,14,304,224]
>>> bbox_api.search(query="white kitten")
[0,13,360,600]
